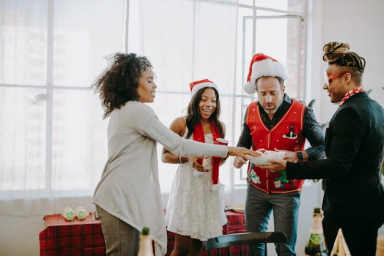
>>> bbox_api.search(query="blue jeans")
[245,184,301,256]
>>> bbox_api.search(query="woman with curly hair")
[92,53,259,256]
[163,79,228,256]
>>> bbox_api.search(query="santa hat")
[190,79,219,97]
[244,53,288,94]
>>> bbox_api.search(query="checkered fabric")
[222,210,247,234]
[39,213,106,256]
[166,211,248,256]
[40,211,247,256]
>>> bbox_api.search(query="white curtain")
[0,0,244,217]
[139,0,243,205]
[0,0,125,216]
[0,0,307,216]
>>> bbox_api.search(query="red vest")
[246,99,306,194]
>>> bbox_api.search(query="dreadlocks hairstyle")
[93,53,153,119]
[323,42,366,85]
[185,87,224,139]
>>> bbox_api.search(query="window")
[138,0,307,190]
[0,0,307,205]
[0,0,126,199]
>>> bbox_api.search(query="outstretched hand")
[233,148,267,169]
[256,158,287,172]
[274,148,299,162]
[228,147,261,161]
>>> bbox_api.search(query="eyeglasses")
[323,69,351,86]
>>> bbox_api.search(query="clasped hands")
[188,156,209,172]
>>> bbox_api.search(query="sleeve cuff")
[304,148,315,160]
[286,162,297,179]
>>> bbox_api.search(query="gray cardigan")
[93,101,228,255]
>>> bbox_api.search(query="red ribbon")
[192,121,221,185]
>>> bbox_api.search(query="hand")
[256,159,287,172]
[188,157,209,172]
[227,147,261,161]
[257,148,266,154]
[274,148,298,163]
[233,156,247,169]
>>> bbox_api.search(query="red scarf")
[192,120,221,186]
[339,86,364,107]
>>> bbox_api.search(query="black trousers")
[323,217,381,256]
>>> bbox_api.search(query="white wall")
[316,0,384,123]
[1,1,384,255]
[0,214,44,256]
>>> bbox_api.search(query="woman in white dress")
[92,54,260,256]
[163,79,229,256]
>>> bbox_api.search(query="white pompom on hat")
[190,79,219,97]
[244,53,288,94]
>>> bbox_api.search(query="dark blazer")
[286,92,384,223]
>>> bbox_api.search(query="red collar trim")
[339,86,364,107]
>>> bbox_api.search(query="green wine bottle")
[304,207,328,256]
[138,227,153,256]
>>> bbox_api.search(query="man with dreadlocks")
[260,42,384,256]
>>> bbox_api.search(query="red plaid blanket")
[39,213,106,256]
[39,211,246,256]
[166,210,247,256]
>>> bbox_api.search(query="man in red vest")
[233,53,325,256]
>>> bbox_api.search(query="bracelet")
[177,155,184,164]
[222,153,229,161]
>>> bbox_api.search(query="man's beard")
[264,109,277,114]
[262,103,277,114]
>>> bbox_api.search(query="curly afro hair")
[94,53,153,118]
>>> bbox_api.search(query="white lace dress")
[165,128,227,241]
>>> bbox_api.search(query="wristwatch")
[297,151,304,160]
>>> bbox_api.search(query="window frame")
[0,0,130,195]
[0,0,307,191]
[238,7,307,181]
